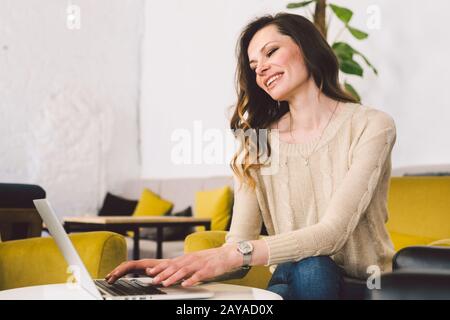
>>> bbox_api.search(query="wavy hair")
[230,13,357,190]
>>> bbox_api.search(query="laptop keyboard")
[95,279,166,296]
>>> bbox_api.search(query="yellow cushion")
[194,186,233,231]
[133,188,173,217]
[0,231,126,290]
[127,189,173,237]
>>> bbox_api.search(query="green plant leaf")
[332,42,377,75]
[347,25,369,40]
[287,1,315,9]
[344,82,361,102]
[357,53,378,75]
[329,4,353,24]
[332,42,354,60]
[339,58,363,76]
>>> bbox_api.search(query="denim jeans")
[266,256,344,300]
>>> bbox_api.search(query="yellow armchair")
[386,177,450,251]
[0,231,127,291]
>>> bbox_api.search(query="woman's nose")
[256,62,270,75]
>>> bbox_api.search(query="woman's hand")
[147,244,243,287]
[105,240,268,287]
[105,259,168,284]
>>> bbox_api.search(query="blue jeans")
[266,256,344,300]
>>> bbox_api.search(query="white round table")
[0,282,282,300]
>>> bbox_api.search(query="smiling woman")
[225,13,396,300]
[106,12,397,301]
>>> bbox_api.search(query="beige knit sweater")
[225,102,397,279]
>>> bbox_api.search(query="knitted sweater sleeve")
[225,174,263,244]
[262,111,397,265]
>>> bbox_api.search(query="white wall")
[140,0,288,179]
[0,0,144,217]
[330,0,450,168]
[140,0,450,179]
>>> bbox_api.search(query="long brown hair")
[230,13,357,190]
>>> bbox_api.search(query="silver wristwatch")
[237,241,254,269]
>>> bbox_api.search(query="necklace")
[288,101,339,166]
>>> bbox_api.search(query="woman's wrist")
[249,239,269,266]
[222,239,269,268]
[222,243,244,269]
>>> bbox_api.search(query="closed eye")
[267,47,278,57]
[249,47,279,72]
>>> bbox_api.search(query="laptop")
[33,199,214,300]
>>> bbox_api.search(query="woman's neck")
[286,78,338,132]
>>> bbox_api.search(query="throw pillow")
[98,192,138,216]
[133,188,173,217]
[194,186,233,231]
[128,188,173,238]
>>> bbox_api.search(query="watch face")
[239,241,253,254]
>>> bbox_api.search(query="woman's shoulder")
[350,102,396,132]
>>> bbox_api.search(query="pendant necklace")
[289,101,339,166]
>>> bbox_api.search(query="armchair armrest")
[393,246,450,272]
[0,231,127,290]
[367,270,450,300]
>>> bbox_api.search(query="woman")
[106,13,397,300]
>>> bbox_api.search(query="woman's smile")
[265,72,284,89]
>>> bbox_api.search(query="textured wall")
[0,0,143,218]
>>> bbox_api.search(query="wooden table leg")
[133,227,140,260]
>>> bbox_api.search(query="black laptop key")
[95,280,130,296]
[93,281,116,296]
[95,280,136,296]
[95,280,166,296]
[114,281,143,295]
[125,279,167,295]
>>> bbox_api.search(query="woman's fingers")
[148,256,200,285]
[146,259,171,279]
[152,261,214,287]
[106,259,166,284]
[182,269,206,287]
[159,266,195,287]
[105,261,137,283]
[147,253,207,278]
[151,263,180,284]
[135,259,167,270]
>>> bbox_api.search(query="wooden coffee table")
[63,216,211,260]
